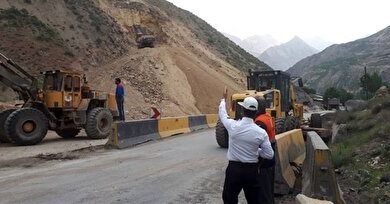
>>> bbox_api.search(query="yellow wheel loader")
[216,70,304,148]
[0,53,118,145]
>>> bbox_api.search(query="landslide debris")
[0,0,271,119]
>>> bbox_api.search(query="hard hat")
[238,97,258,111]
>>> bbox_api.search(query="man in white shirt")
[219,95,274,204]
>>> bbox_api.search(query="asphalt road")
[0,129,233,204]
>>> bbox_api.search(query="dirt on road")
[0,130,107,162]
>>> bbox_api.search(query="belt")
[229,160,258,167]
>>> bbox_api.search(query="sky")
[166,0,390,44]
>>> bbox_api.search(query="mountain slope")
[223,34,279,57]
[240,35,279,56]
[0,0,271,118]
[302,36,333,51]
[287,26,390,93]
[259,36,318,70]
[223,33,242,46]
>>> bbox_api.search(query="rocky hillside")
[0,0,271,118]
[259,36,318,71]
[224,34,279,57]
[288,26,390,94]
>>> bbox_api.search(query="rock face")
[287,26,390,94]
[258,36,318,71]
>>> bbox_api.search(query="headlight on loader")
[64,95,72,102]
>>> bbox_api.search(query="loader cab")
[247,70,291,114]
[42,70,82,109]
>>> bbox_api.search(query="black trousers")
[258,142,276,204]
[222,161,261,204]
[258,166,275,204]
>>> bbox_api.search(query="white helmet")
[238,97,258,111]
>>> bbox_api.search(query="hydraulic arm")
[0,52,38,101]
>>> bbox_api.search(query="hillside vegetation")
[330,91,390,203]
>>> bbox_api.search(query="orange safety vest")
[255,113,276,142]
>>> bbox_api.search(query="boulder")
[375,86,389,98]
[345,100,367,111]
[332,124,348,143]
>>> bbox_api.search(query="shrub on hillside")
[324,87,354,104]
[0,7,59,42]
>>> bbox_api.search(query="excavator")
[0,53,118,145]
[215,70,304,148]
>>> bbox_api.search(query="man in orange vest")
[255,96,276,204]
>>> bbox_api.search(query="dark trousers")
[116,97,125,121]
[258,166,275,204]
[222,161,261,204]
[258,142,276,204]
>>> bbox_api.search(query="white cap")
[238,97,258,111]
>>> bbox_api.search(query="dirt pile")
[0,0,270,118]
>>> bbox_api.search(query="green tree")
[324,87,354,104]
[338,88,354,104]
[323,87,339,103]
[360,72,383,94]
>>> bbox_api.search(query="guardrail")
[106,114,218,149]
[302,131,345,204]
[274,129,306,195]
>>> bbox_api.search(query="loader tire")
[56,129,81,139]
[275,118,285,134]
[5,108,48,145]
[0,109,16,143]
[85,108,113,139]
[215,119,228,148]
[310,113,322,128]
[284,116,300,131]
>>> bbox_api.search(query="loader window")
[64,75,72,92]
[44,75,54,90]
[73,76,80,92]
[281,78,290,111]
[264,92,274,108]
[43,73,62,91]
[258,78,275,91]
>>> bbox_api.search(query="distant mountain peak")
[291,35,302,41]
[286,36,314,48]
[223,33,279,57]
[258,36,318,71]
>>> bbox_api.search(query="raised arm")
[219,99,235,131]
